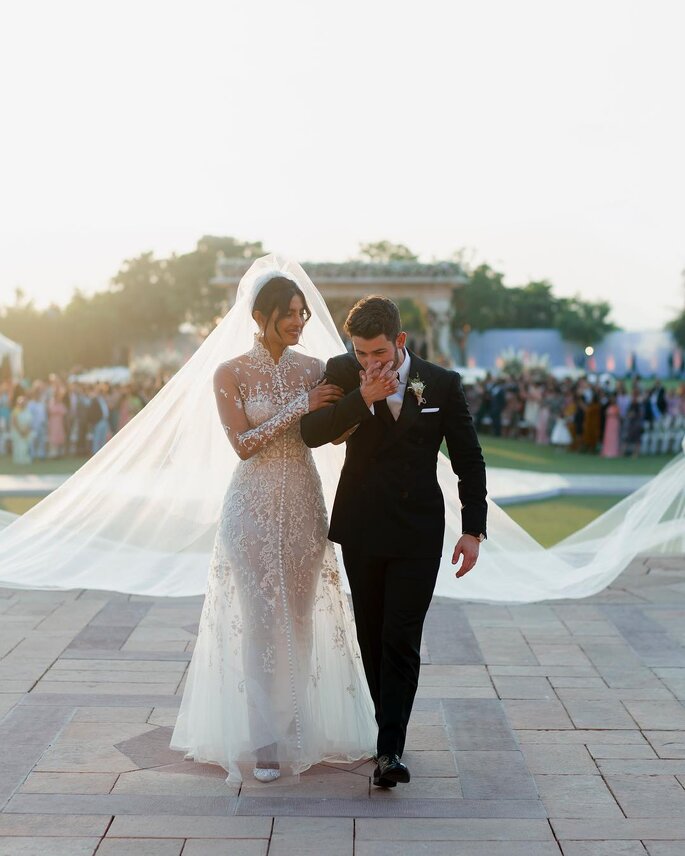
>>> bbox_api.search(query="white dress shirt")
[368,349,411,421]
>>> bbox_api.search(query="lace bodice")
[213,338,324,460]
[171,336,376,780]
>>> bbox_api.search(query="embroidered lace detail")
[170,342,376,780]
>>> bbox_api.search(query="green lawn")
[0,497,39,515]
[480,436,672,476]
[505,494,623,547]
[0,457,88,476]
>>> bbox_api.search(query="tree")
[358,241,419,263]
[555,296,617,346]
[666,270,685,348]
[508,280,557,328]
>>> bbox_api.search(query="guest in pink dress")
[601,395,621,458]
[47,390,68,458]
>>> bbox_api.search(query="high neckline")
[250,335,294,369]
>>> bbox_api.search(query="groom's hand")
[452,534,480,578]
[360,361,398,407]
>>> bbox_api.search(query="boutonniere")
[409,373,426,405]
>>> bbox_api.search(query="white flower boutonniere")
[409,373,426,405]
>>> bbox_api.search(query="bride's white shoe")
[253,767,281,783]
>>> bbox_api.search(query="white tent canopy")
[0,333,23,379]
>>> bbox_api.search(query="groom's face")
[351,332,407,372]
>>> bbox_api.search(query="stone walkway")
[2,555,685,854]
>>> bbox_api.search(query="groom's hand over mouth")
[360,361,398,407]
[452,535,480,578]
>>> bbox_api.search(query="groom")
[301,296,487,787]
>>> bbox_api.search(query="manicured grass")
[505,494,623,548]
[0,497,39,515]
[0,457,87,476]
[479,435,672,476]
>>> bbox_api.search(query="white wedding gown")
[169,339,376,780]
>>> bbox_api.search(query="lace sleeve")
[213,366,309,460]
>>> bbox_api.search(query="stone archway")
[212,259,467,364]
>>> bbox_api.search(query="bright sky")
[1,0,683,330]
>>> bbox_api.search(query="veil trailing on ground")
[0,254,683,603]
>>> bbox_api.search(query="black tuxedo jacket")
[300,351,487,558]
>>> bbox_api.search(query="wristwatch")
[463,532,486,542]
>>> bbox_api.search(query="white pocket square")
[421,407,440,413]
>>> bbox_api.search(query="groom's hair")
[344,295,401,341]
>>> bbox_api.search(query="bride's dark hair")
[252,276,311,341]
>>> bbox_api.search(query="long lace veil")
[0,254,683,602]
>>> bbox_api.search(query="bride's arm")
[214,365,309,461]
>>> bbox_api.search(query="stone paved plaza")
[2,555,685,855]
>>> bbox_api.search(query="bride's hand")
[308,383,344,412]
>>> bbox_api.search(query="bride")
[169,270,377,782]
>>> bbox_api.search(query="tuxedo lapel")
[380,351,428,448]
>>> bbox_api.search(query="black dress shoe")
[372,754,410,787]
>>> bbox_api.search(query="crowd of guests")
[0,375,165,466]
[3,369,685,468]
[466,375,685,458]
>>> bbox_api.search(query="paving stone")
[622,700,685,729]
[112,769,237,795]
[644,731,685,759]
[502,698,574,729]
[0,814,111,836]
[423,604,485,665]
[549,677,609,689]
[182,842,267,856]
[598,760,685,775]
[356,845,559,856]
[51,659,186,673]
[0,704,74,807]
[236,796,546,818]
[442,699,518,750]
[492,676,554,699]
[534,774,623,818]
[551,818,685,839]
[269,817,352,856]
[405,725,451,750]
[0,838,100,856]
[516,730,646,745]
[555,686,674,702]
[598,668,665,690]
[559,844,648,855]
[401,750,458,777]
[355,818,554,840]
[32,680,180,694]
[107,815,270,838]
[96,841,184,856]
[586,743,657,760]
[19,772,118,794]
[488,665,599,678]
[147,707,179,726]
[604,774,685,817]
[5,793,237,815]
[529,644,593,666]
[418,665,491,686]
[454,750,538,799]
[416,685,496,699]
[71,707,154,723]
[521,744,598,774]
[643,844,685,855]
[561,698,637,729]
[653,668,685,697]
[369,776,462,799]
[472,629,538,666]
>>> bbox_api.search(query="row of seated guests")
[466,375,685,458]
